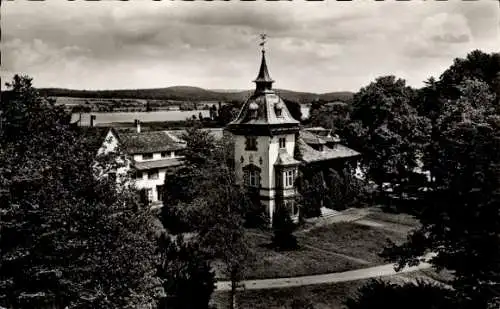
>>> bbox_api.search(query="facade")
[119,129,186,206]
[88,125,225,208]
[88,125,185,207]
[226,48,360,222]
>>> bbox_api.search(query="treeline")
[14,86,354,105]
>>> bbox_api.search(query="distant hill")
[35,86,354,104]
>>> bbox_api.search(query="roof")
[296,137,360,163]
[117,131,186,154]
[227,50,300,130]
[275,150,301,166]
[133,157,184,171]
[300,130,327,145]
[303,127,341,143]
[167,128,225,141]
[253,50,274,84]
[77,126,114,153]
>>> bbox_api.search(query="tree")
[345,76,431,192]
[345,279,455,309]
[0,75,160,308]
[271,205,298,251]
[217,103,240,126]
[295,166,326,218]
[160,125,254,309]
[194,152,254,309]
[283,98,302,122]
[157,234,215,309]
[438,50,500,103]
[309,101,351,134]
[383,78,500,308]
[324,167,368,211]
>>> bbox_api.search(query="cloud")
[403,12,474,59]
[1,0,498,92]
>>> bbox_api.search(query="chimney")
[135,119,141,133]
[90,114,96,127]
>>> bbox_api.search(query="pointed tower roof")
[226,44,300,136]
[253,50,274,93]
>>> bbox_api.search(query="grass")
[212,280,369,309]
[365,208,419,227]
[214,231,362,280]
[300,222,407,264]
[216,220,408,280]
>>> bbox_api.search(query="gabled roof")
[117,131,186,154]
[304,127,341,143]
[300,130,327,145]
[76,126,115,153]
[296,136,360,163]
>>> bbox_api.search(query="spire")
[253,34,274,93]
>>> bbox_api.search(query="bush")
[157,234,215,309]
[345,279,456,309]
[272,205,298,251]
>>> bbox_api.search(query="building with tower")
[226,43,360,223]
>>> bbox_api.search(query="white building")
[85,124,225,208]
[225,48,360,222]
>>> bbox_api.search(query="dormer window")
[249,102,259,119]
[275,101,284,118]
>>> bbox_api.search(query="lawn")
[214,231,362,280]
[301,222,407,264]
[365,208,420,227]
[215,220,408,280]
[212,279,369,309]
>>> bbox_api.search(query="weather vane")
[259,33,267,51]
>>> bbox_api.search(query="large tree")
[384,78,500,308]
[345,76,431,190]
[161,125,254,309]
[0,75,160,308]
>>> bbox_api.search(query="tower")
[226,39,301,223]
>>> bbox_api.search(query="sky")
[2,0,499,93]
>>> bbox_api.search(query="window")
[279,137,286,149]
[245,136,257,151]
[156,185,164,201]
[148,169,159,180]
[275,108,282,117]
[135,171,143,180]
[142,153,153,160]
[244,170,260,187]
[285,170,295,188]
[146,188,153,203]
[161,152,168,158]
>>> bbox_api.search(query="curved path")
[215,261,432,291]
